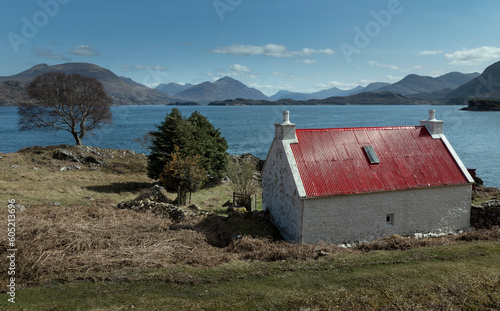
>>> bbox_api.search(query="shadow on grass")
[86,182,154,194]
[171,213,282,248]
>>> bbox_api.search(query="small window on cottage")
[363,146,380,164]
[386,214,394,226]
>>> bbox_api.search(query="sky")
[2,0,500,96]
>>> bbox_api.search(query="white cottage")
[262,110,474,244]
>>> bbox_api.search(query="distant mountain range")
[210,92,415,106]
[155,82,194,96]
[377,72,480,96]
[446,61,500,103]
[1,60,500,106]
[267,72,479,101]
[156,77,268,104]
[0,63,175,106]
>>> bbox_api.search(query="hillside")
[173,76,268,104]
[377,72,479,96]
[461,99,500,111]
[210,91,416,105]
[446,60,500,103]
[0,62,487,106]
[269,72,478,101]
[352,82,390,94]
[0,63,176,106]
[270,86,347,101]
[156,82,194,95]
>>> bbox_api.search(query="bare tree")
[19,72,112,145]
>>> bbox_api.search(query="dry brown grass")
[354,227,500,252]
[228,236,348,261]
[0,201,237,288]
[3,194,499,290]
[473,185,500,204]
[2,145,500,296]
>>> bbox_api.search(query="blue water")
[1,105,499,187]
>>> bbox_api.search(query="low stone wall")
[471,200,500,229]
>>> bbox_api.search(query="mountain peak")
[446,60,500,101]
[31,63,49,69]
[217,76,237,82]
[0,62,174,106]
[173,76,268,104]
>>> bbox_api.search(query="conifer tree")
[147,109,228,182]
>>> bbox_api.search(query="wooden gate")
[233,192,252,211]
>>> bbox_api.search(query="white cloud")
[247,82,274,91]
[120,64,146,72]
[418,50,443,55]
[120,64,167,72]
[317,80,359,90]
[207,64,257,80]
[400,64,423,73]
[429,70,444,77]
[272,71,297,80]
[369,60,399,70]
[297,59,317,64]
[230,64,252,73]
[32,47,70,60]
[68,45,100,57]
[149,65,167,71]
[211,44,334,58]
[293,48,334,57]
[212,44,289,57]
[445,46,500,65]
[387,75,403,81]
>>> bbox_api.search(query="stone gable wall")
[471,200,500,229]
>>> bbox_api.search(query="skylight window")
[363,146,380,164]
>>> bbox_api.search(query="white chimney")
[275,110,297,141]
[420,109,443,139]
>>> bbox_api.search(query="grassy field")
[0,145,499,310]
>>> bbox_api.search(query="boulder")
[53,149,79,162]
[188,204,202,211]
[83,155,104,166]
[60,165,81,171]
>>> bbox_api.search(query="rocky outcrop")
[471,200,500,229]
[461,99,500,111]
[52,147,109,167]
[53,149,80,162]
[230,153,264,171]
[117,200,187,221]
[117,185,186,220]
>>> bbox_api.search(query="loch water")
[1,105,498,187]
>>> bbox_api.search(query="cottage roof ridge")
[295,125,423,133]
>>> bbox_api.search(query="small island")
[461,99,500,111]
[209,92,423,106]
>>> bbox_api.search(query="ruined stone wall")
[471,200,500,229]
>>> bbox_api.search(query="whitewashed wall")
[300,184,472,244]
[262,139,303,242]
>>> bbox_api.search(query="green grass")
[0,147,153,207]
[2,146,499,310]
[0,146,262,213]
[2,241,499,310]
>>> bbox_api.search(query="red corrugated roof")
[290,126,469,197]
